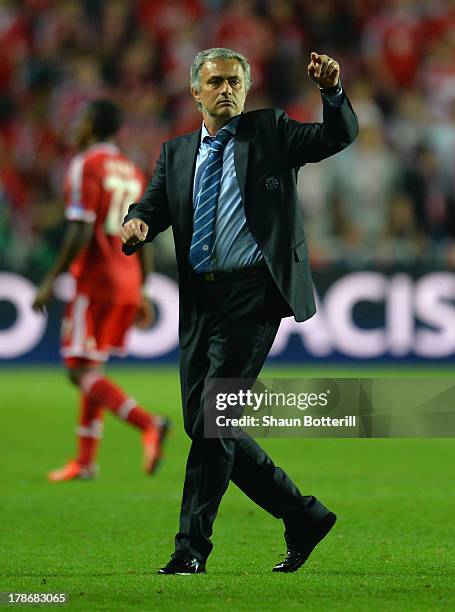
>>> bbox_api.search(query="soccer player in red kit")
[33,100,170,481]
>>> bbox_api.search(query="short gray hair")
[190,47,251,108]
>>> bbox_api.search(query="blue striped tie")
[189,129,233,272]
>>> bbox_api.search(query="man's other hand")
[121,218,149,246]
[308,52,340,89]
[135,295,155,329]
[32,279,53,313]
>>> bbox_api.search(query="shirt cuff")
[319,82,345,108]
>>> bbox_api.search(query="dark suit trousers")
[175,267,323,562]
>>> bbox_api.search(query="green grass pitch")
[1,365,455,611]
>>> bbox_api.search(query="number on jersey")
[103,175,142,236]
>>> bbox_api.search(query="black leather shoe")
[273,512,337,573]
[158,552,206,575]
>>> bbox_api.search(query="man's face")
[191,58,247,121]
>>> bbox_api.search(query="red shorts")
[61,295,138,366]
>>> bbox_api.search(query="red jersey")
[64,143,145,304]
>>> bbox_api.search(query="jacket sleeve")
[276,92,359,167]
[122,143,172,255]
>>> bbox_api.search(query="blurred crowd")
[1,0,455,277]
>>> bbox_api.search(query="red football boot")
[142,417,171,475]
[48,460,98,482]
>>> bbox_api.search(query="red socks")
[80,373,154,431]
[76,394,103,466]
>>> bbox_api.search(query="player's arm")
[121,144,171,253]
[135,244,155,329]
[32,220,93,313]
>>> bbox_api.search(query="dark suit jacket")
[124,95,359,348]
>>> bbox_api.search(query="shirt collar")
[86,142,120,154]
[200,114,241,144]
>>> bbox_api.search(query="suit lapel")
[175,129,200,244]
[234,114,253,205]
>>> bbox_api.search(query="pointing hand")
[308,52,340,89]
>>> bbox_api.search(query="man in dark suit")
[121,47,358,575]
